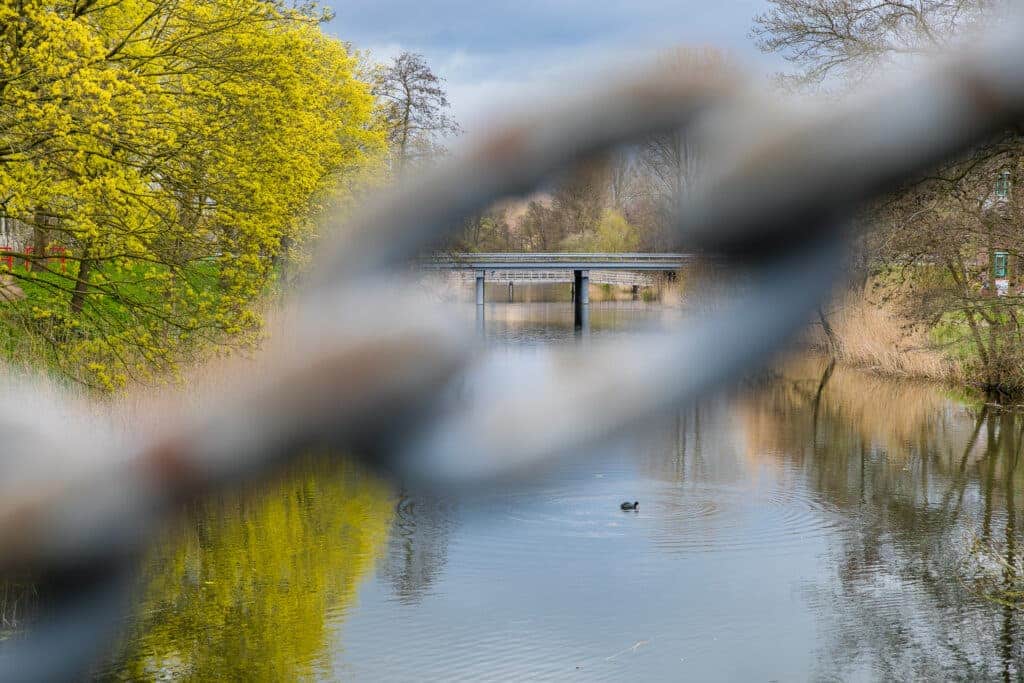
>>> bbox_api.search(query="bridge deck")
[442,269,662,286]
[419,252,691,271]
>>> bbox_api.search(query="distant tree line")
[448,49,726,254]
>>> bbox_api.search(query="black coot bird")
[620,501,639,511]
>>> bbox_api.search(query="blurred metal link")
[4,11,1024,680]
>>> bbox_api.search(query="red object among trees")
[20,245,67,273]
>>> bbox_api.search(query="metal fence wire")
[3,12,1024,680]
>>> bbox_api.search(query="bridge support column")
[474,271,486,337]
[573,269,589,329]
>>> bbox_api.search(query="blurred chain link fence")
[3,13,1024,680]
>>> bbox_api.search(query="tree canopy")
[0,0,385,389]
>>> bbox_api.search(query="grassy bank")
[0,256,291,392]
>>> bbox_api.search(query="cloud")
[323,1,782,124]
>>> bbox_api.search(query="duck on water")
[620,501,638,511]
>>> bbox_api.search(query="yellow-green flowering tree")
[0,0,385,389]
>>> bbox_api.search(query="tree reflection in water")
[739,357,1024,680]
[106,457,393,681]
[377,491,456,605]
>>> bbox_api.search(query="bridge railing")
[419,252,692,268]
[3,11,1024,679]
[426,252,692,260]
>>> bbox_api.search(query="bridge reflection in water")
[418,253,690,333]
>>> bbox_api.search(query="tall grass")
[807,290,959,383]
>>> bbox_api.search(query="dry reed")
[807,289,959,383]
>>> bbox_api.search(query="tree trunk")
[70,252,93,315]
[32,208,49,268]
[398,78,412,170]
[944,257,998,387]
[818,306,840,357]
[274,235,294,286]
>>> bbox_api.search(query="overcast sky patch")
[323,1,781,132]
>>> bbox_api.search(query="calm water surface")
[103,299,1024,681]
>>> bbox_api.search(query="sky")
[322,1,783,135]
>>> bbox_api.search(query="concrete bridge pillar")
[475,271,487,337]
[573,269,589,329]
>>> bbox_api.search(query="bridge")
[419,253,693,272]
[418,253,692,328]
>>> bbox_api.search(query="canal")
[101,297,1024,680]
